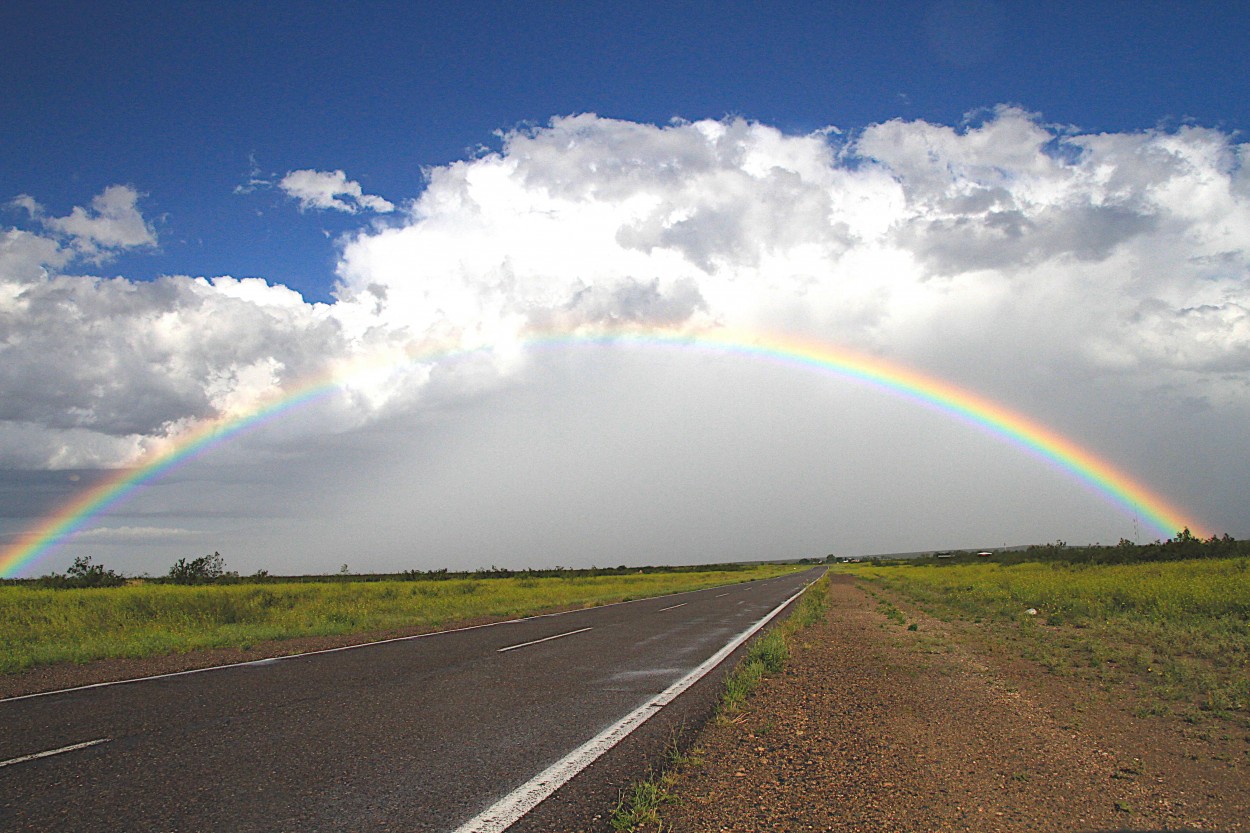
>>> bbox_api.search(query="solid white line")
[449,578,817,833]
[657,602,687,612]
[0,738,111,769]
[497,627,593,653]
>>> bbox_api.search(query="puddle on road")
[597,667,686,689]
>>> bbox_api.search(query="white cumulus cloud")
[2,111,1247,557]
[12,185,157,262]
[278,169,395,213]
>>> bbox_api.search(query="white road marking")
[450,577,817,833]
[0,576,778,705]
[497,627,593,653]
[714,593,729,598]
[0,738,111,769]
[657,603,687,612]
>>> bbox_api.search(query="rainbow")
[0,328,1203,578]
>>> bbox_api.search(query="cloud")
[278,169,395,213]
[13,185,157,262]
[1,109,1248,560]
[1,188,350,467]
[74,525,196,541]
[329,110,1250,399]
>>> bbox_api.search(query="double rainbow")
[0,328,1202,578]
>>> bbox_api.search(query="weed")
[877,600,906,625]
[663,724,695,769]
[610,774,669,831]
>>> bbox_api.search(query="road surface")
[1,568,820,832]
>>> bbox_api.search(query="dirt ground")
[655,573,1249,833]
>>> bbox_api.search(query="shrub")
[39,556,126,589]
[168,552,230,584]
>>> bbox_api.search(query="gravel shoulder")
[655,573,1249,832]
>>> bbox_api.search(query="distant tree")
[168,551,227,584]
[43,556,126,589]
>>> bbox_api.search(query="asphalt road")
[1,567,821,832]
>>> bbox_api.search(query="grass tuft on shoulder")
[610,572,831,831]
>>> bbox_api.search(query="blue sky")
[7,1,1248,301]
[3,1,1249,576]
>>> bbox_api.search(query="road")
[1,568,821,832]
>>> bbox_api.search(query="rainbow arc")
[0,328,1202,577]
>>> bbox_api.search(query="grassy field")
[0,564,801,674]
[844,556,1250,722]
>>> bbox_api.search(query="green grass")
[0,565,801,674]
[720,630,789,713]
[610,572,830,831]
[845,557,1250,720]
[719,572,829,713]
[611,771,674,832]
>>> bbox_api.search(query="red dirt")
[656,574,1249,832]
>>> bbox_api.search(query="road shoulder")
[655,573,1249,832]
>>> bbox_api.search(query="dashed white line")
[714,593,729,598]
[497,627,593,653]
[0,738,111,769]
[657,603,687,612]
[449,579,816,833]
[0,577,761,705]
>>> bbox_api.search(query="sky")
[2,0,1248,577]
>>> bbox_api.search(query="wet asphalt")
[0,567,820,832]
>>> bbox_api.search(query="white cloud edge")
[74,525,197,540]
[277,168,395,214]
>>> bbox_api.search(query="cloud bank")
[2,109,1247,541]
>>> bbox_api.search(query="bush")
[168,552,232,584]
[39,556,126,589]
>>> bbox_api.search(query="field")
[0,564,800,675]
[845,555,1250,722]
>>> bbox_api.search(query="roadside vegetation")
[610,572,830,831]
[719,575,828,714]
[0,563,800,675]
[843,534,1250,725]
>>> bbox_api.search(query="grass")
[610,572,831,832]
[719,574,829,714]
[611,775,672,831]
[844,556,1250,721]
[0,564,801,674]
[720,630,788,712]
